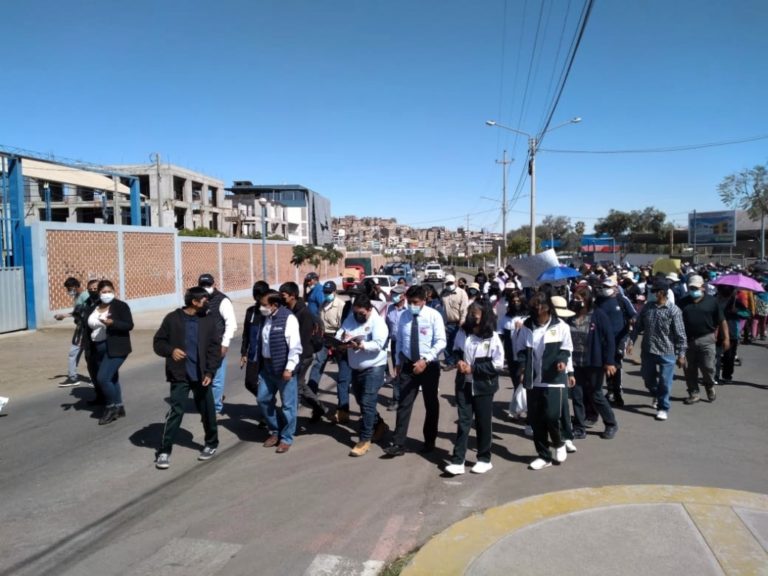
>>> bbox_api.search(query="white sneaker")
[0,396,8,414]
[564,440,577,453]
[524,425,533,437]
[528,458,552,470]
[445,463,466,475]
[471,461,493,474]
[655,410,668,421]
[554,445,567,463]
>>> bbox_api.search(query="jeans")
[685,335,716,393]
[68,342,82,379]
[308,345,330,394]
[336,353,351,409]
[211,353,227,413]
[93,341,125,407]
[161,380,218,454]
[443,323,460,366]
[351,365,385,441]
[392,360,440,448]
[640,352,676,411]
[572,366,616,431]
[297,356,324,412]
[257,367,298,445]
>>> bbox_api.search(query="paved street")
[1,301,767,575]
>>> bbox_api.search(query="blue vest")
[262,306,291,373]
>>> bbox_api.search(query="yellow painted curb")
[401,485,768,576]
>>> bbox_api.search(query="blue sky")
[2,0,766,234]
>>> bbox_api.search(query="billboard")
[688,211,736,246]
[580,234,619,253]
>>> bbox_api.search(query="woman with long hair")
[445,301,504,475]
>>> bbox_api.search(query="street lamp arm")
[485,120,532,139]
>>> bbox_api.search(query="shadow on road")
[129,423,202,452]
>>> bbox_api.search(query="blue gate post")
[130,177,141,225]
[8,157,36,329]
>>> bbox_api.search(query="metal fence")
[0,267,27,333]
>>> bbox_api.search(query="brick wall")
[180,241,219,291]
[124,232,176,299]
[46,229,120,310]
[221,243,251,291]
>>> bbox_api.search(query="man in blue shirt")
[384,285,446,457]
[304,272,326,317]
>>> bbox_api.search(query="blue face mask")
[392,295,401,304]
[324,293,335,302]
[409,304,421,315]
[689,289,703,299]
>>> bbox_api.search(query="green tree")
[178,227,224,238]
[594,210,632,239]
[718,164,768,219]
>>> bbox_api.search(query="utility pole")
[151,153,162,227]
[495,150,512,258]
[466,214,470,268]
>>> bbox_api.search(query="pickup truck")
[342,266,365,290]
[424,263,445,281]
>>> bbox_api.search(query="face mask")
[409,304,422,315]
[689,290,703,299]
[100,293,115,304]
[203,286,214,295]
[446,284,456,292]
[569,300,584,311]
[392,295,401,304]
[468,290,479,298]
[88,290,99,301]
[67,290,77,298]
[259,306,272,316]
[324,293,335,302]
[601,288,615,298]
[353,312,367,323]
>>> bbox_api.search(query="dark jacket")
[240,305,261,358]
[153,308,222,382]
[568,307,616,368]
[290,298,318,359]
[84,299,133,357]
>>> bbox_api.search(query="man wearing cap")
[441,274,468,371]
[628,278,687,421]
[304,272,325,317]
[678,275,729,404]
[198,273,238,417]
[666,272,686,303]
[596,276,637,408]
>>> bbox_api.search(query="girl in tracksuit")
[519,291,574,470]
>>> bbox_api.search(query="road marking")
[303,554,384,576]
[124,537,241,576]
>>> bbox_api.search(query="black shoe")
[601,425,619,439]
[612,394,625,407]
[98,407,119,425]
[572,429,587,440]
[383,444,405,458]
[310,406,325,423]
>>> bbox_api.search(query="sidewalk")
[402,485,768,576]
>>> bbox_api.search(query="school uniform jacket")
[518,315,573,389]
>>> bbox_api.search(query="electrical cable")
[539,133,768,154]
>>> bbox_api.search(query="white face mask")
[446,284,456,292]
[601,288,615,298]
[259,305,272,317]
[203,286,214,295]
[100,293,115,304]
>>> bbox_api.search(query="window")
[208,187,218,207]
[173,176,185,202]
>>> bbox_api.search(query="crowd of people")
[52,258,766,472]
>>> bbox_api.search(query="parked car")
[424,262,444,281]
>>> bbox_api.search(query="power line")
[539,133,768,154]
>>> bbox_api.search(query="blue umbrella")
[537,265,581,283]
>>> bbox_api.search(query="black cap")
[198,273,215,287]
[652,278,670,292]
[304,272,319,282]
[322,281,337,293]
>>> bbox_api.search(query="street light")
[485,117,581,255]
[258,196,268,282]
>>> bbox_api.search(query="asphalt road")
[1,323,767,575]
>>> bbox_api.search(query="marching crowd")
[52,259,766,473]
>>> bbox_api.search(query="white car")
[424,263,444,281]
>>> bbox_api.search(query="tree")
[291,244,343,268]
[574,221,586,236]
[718,165,768,219]
[594,210,632,239]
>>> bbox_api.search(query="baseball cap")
[687,274,704,288]
[652,278,671,292]
[322,281,337,293]
[304,272,319,282]
[666,272,680,282]
[391,285,406,295]
[601,277,617,287]
[444,274,456,284]
[468,282,480,292]
[198,273,215,286]
[551,295,575,318]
